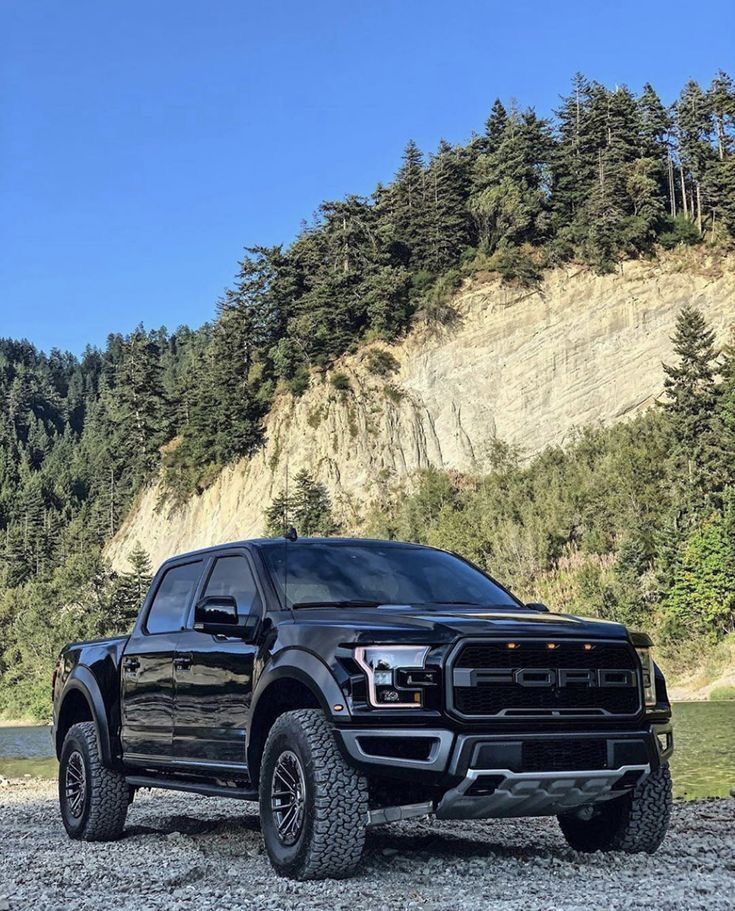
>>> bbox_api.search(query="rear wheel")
[558,763,672,854]
[259,709,368,880]
[59,721,129,841]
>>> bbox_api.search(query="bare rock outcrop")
[107,253,735,571]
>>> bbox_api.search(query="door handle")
[173,655,193,671]
[123,657,140,673]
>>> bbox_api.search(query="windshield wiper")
[292,599,384,609]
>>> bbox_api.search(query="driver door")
[173,550,262,770]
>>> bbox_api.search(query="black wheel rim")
[65,750,87,819]
[271,750,306,846]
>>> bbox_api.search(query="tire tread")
[60,721,129,841]
[260,709,367,879]
[558,763,672,854]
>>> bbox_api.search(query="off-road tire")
[259,709,368,880]
[59,721,129,841]
[558,763,672,854]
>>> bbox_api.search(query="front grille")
[521,739,607,771]
[450,639,641,719]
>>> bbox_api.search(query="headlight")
[635,647,657,708]
[354,645,433,708]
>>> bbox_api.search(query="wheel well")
[56,689,93,758]
[248,678,320,782]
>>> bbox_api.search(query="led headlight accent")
[354,645,431,708]
[636,647,657,708]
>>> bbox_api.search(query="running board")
[126,775,258,801]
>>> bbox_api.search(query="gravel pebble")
[1,778,733,910]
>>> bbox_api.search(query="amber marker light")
[583,643,594,651]
[506,642,519,649]
[546,642,558,650]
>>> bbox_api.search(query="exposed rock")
[107,253,735,571]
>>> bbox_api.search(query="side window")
[146,561,203,634]
[203,555,259,616]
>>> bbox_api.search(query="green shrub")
[384,383,405,404]
[416,269,462,325]
[487,247,543,287]
[330,371,352,393]
[658,215,702,249]
[287,366,310,397]
[366,349,400,377]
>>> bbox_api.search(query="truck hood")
[288,605,631,646]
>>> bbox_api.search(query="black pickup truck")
[52,537,674,879]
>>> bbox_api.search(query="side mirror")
[194,595,260,640]
[526,601,549,613]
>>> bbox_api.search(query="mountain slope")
[107,251,735,571]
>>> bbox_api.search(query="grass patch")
[709,685,735,701]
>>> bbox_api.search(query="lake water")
[1,702,733,799]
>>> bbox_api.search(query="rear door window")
[146,561,203,634]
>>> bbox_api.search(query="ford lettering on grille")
[448,639,642,718]
[453,667,637,688]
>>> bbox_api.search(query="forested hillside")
[368,305,735,654]
[2,72,735,718]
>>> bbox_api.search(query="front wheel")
[59,721,129,841]
[259,709,368,880]
[558,763,672,854]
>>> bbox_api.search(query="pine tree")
[674,80,714,231]
[391,140,430,269]
[207,298,265,463]
[110,542,153,630]
[638,83,674,214]
[661,306,720,514]
[704,72,735,236]
[470,108,552,252]
[265,471,340,537]
[479,99,508,155]
[108,327,169,483]
[425,140,472,272]
[708,71,735,161]
[552,74,596,228]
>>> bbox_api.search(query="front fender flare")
[251,649,352,724]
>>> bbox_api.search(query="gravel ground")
[0,778,733,911]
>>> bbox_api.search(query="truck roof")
[158,536,429,567]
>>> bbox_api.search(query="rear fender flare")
[56,666,113,766]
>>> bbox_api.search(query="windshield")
[258,541,520,609]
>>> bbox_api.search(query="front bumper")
[336,722,673,818]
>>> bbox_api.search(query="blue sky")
[2,0,734,354]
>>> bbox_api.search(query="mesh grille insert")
[451,639,640,718]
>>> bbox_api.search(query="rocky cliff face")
[107,252,735,571]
